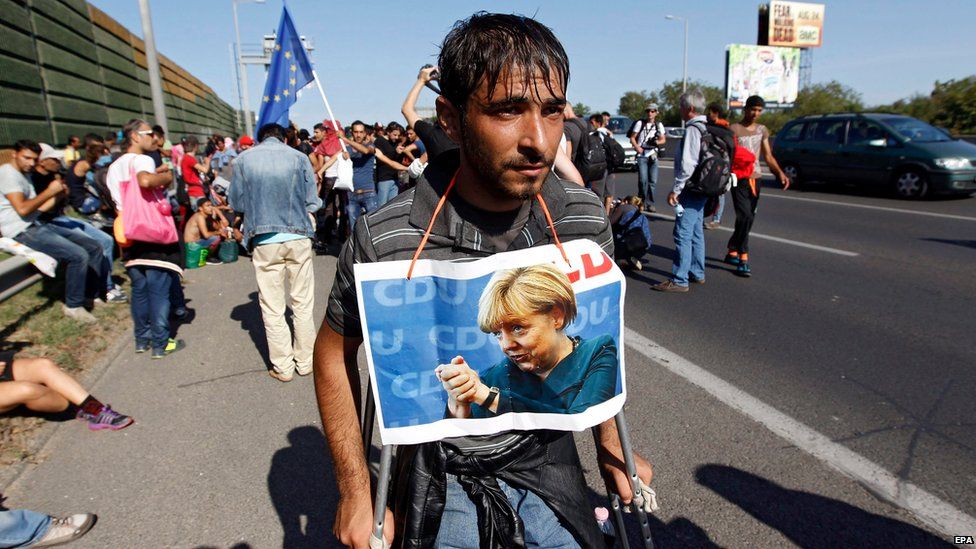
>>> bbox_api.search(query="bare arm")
[136,168,173,190]
[593,418,654,504]
[314,323,393,547]
[401,66,437,129]
[375,149,408,172]
[761,135,789,189]
[316,153,341,179]
[552,146,584,187]
[5,180,64,217]
[340,136,374,156]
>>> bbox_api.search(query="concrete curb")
[0,327,133,492]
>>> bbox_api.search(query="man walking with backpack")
[629,103,666,212]
[653,89,713,293]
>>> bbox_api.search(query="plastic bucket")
[185,242,202,269]
[218,240,239,263]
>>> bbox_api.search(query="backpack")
[603,132,627,171]
[684,121,735,197]
[613,207,652,259]
[570,119,608,183]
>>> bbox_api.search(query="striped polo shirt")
[326,150,614,338]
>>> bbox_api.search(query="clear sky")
[90,0,976,132]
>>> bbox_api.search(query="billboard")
[766,1,825,48]
[725,44,801,109]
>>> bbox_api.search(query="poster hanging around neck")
[355,238,627,445]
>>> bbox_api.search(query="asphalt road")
[4,170,973,548]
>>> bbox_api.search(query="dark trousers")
[14,223,105,307]
[727,179,761,256]
[127,266,172,352]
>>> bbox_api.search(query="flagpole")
[312,70,348,153]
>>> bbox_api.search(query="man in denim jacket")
[229,123,322,382]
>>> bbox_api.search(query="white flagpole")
[311,69,348,153]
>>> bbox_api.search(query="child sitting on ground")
[609,195,652,271]
[0,350,133,430]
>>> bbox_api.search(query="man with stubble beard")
[314,12,652,548]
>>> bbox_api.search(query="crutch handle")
[369,533,391,549]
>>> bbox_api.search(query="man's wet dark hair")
[313,123,325,132]
[350,120,366,130]
[258,123,286,142]
[745,95,765,109]
[437,12,570,113]
[14,140,40,154]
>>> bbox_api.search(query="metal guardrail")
[0,257,43,304]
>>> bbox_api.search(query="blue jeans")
[713,193,726,223]
[671,192,708,286]
[434,475,579,548]
[127,266,172,352]
[169,271,186,315]
[346,191,378,234]
[0,509,50,548]
[376,179,398,208]
[48,216,115,292]
[636,156,659,205]
[14,223,105,307]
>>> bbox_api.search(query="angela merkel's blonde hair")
[477,264,577,333]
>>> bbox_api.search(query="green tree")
[653,80,725,126]
[572,102,592,117]
[929,77,976,134]
[752,81,864,134]
[617,90,655,121]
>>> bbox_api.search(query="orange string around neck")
[405,174,570,279]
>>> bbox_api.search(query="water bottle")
[674,203,684,218]
[594,507,616,548]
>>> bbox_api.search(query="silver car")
[607,116,637,171]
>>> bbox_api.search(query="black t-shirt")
[30,170,64,221]
[146,149,163,168]
[373,136,400,182]
[413,119,457,161]
[563,118,587,161]
[449,193,531,252]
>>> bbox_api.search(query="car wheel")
[893,169,929,199]
[782,163,802,189]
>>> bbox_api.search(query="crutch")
[361,375,394,548]
[606,411,654,549]
[362,377,376,453]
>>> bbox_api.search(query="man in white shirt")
[628,102,666,212]
[0,140,103,322]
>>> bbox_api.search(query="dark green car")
[772,113,976,198]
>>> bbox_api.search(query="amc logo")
[954,535,975,544]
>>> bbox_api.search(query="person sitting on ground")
[184,198,227,262]
[0,350,133,430]
[610,195,651,271]
[437,264,618,418]
[0,509,96,548]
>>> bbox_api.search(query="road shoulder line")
[761,193,976,222]
[624,327,976,537]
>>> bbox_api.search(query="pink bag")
[119,162,178,244]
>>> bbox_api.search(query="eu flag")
[255,3,314,134]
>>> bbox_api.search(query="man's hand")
[156,164,171,174]
[334,494,393,549]
[419,65,437,83]
[597,444,654,505]
[634,145,644,155]
[667,192,679,207]
[779,172,791,190]
[45,179,64,195]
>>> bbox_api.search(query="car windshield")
[880,117,951,143]
[607,116,633,134]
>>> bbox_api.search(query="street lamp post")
[137,0,167,134]
[233,0,265,137]
[665,14,688,127]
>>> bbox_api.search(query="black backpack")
[571,120,609,183]
[603,132,627,171]
[684,121,735,197]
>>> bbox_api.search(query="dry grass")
[0,274,131,466]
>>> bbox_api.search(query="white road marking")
[624,328,976,538]
[761,193,976,222]
[646,213,860,257]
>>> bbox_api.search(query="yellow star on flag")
[290,78,296,86]
[275,44,281,51]
[290,64,297,72]
[274,95,280,102]
[263,95,270,102]
[283,89,290,97]
[284,51,292,59]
